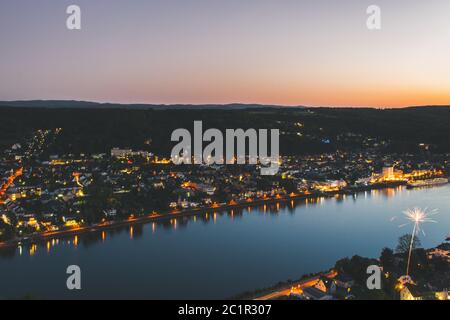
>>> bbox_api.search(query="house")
[103,209,117,217]
[111,148,133,159]
[427,277,450,300]
[335,274,355,289]
[435,289,449,300]
[314,276,336,294]
[302,286,333,300]
[400,284,435,300]
[427,248,450,262]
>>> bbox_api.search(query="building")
[302,286,333,300]
[427,243,450,262]
[400,284,446,300]
[400,284,426,300]
[111,148,133,158]
[313,180,347,192]
[334,274,355,289]
[373,166,405,183]
[314,276,337,294]
[111,148,150,159]
[435,290,449,301]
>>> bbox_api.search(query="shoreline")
[2,192,314,249]
[251,270,338,300]
[0,182,446,249]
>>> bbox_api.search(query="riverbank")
[233,270,337,300]
[1,191,317,249]
[0,182,445,250]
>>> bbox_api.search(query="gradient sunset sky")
[1,0,449,107]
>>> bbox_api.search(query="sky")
[0,0,450,107]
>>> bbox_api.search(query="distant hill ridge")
[0,100,448,110]
[0,100,304,110]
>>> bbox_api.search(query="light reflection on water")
[3,194,353,257]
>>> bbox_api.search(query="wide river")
[1,185,449,299]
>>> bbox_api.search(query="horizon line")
[1,99,450,110]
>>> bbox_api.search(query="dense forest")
[0,102,449,156]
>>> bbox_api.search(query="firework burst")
[400,207,438,236]
[399,207,437,276]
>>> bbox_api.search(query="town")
[0,125,448,247]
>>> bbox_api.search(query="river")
[0,185,449,299]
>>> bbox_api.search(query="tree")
[395,234,421,254]
[380,247,394,269]
[279,178,297,193]
[335,255,379,284]
[82,181,115,223]
[0,219,15,241]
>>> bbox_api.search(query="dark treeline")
[0,104,450,155]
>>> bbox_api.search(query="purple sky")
[1,0,449,107]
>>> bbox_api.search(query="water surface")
[1,186,449,299]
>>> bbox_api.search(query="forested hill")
[0,102,449,156]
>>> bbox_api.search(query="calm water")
[1,185,449,299]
